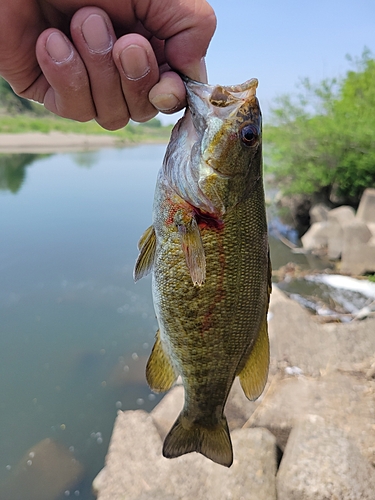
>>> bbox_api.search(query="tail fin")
[162,414,233,467]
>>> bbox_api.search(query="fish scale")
[134,76,271,467]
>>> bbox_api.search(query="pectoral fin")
[146,330,178,393]
[237,315,270,401]
[133,225,156,282]
[176,216,206,286]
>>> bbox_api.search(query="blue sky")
[160,0,375,124]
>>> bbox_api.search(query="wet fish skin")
[134,76,271,467]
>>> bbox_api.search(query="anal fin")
[146,330,177,393]
[238,315,270,401]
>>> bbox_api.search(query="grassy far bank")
[0,76,173,141]
[0,114,173,142]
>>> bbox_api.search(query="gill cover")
[162,76,262,217]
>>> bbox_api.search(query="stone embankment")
[301,188,375,275]
[93,287,375,500]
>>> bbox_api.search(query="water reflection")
[71,151,99,169]
[0,145,166,499]
[0,153,47,193]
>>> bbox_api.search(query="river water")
[0,146,165,499]
[0,145,369,499]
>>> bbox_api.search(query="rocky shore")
[93,286,375,499]
[301,188,375,275]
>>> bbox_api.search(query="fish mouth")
[180,74,258,107]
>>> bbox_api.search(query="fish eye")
[240,125,259,147]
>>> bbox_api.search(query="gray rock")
[268,286,375,377]
[92,410,166,500]
[368,222,375,239]
[268,287,336,376]
[309,203,330,223]
[328,205,355,224]
[343,219,372,245]
[203,428,277,500]
[301,221,329,251]
[276,415,375,500]
[327,220,344,259]
[93,410,278,500]
[162,428,278,500]
[245,371,375,466]
[2,438,84,500]
[341,220,375,274]
[326,206,356,259]
[357,188,375,224]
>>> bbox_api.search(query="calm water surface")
[0,146,167,499]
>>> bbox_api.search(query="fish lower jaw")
[199,157,232,180]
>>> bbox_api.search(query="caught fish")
[134,75,271,467]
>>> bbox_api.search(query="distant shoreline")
[0,131,168,154]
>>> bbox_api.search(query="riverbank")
[0,131,169,153]
[93,286,375,500]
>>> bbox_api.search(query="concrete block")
[341,220,375,274]
[357,188,375,224]
[301,221,329,251]
[276,415,375,500]
[326,206,356,259]
[93,410,278,500]
[327,205,355,224]
[245,371,375,466]
[310,203,330,223]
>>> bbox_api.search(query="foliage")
[0,153,46,193]
[0,114,173,140]
[265,49,375,206]
[145,117,162,128]
[0,77,173,140]
[0,78,48,114]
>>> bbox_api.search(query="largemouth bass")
[134,76,271,467]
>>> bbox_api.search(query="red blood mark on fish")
[194,208,224,231]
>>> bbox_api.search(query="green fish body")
[134,77,271,467]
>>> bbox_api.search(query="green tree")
[265,49,375,206]
[0,78,34,113]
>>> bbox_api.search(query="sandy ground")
[0,131,128,153]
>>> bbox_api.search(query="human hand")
[0,1,216,130]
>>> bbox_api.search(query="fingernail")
[82,14,112,53]
[46,32,73,63]
[120,45,150,80]
[150,93,180,113]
